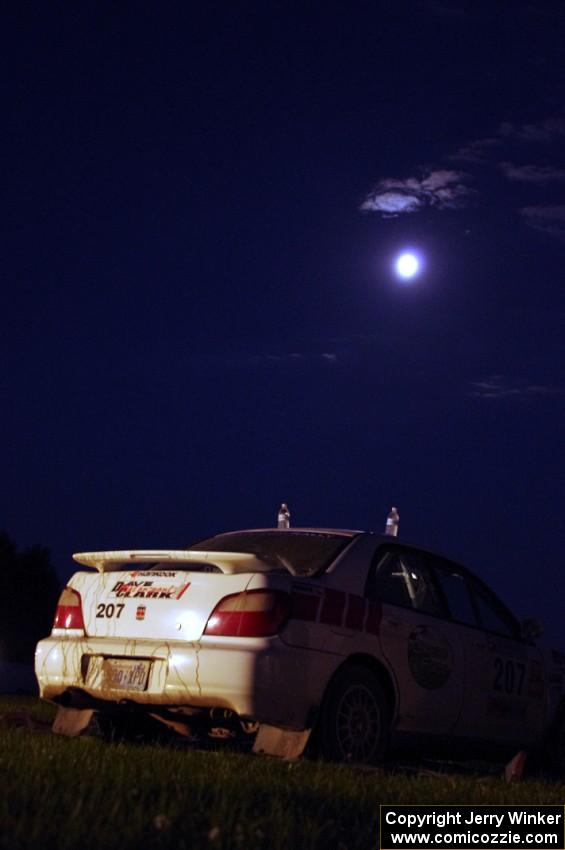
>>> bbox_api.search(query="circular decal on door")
[407,625,453,689]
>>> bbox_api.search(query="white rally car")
[35,522,565,767]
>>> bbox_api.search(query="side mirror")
[521,617,543,641]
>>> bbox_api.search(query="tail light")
[52,587,85,633]
[204,590,290,637]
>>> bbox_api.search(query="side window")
[370,548,445,617]
[432,563,479,627]
[468,583,520,639]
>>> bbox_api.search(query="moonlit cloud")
[364,113,565,238]
[360,169,471,216]
[360,191,421,215]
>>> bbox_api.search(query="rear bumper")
[35,634,337,729]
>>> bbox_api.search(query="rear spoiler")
[72,550,274,575]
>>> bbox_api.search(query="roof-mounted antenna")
[277,502,291,529]
[385,506,399,537]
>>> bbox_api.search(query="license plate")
[102,659,150,691]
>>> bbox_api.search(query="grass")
[0,696,564,850]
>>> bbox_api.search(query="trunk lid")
[69,550,272,641]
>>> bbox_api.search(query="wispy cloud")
[360,170,471,216]
[425,1,565,26]
[255,351,339,367]
[450,137,500,163]
[185,348,340,376]
[500,163,565,184]
[520,205,565,239]
[470,375,565,400]
[451,118,565,164]
[497,118,565,144]
[447,117,565,167]
[424,0,466,17]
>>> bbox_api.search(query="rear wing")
[72,550,273,575]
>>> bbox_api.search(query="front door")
[430,558,546,747]
[369,546,465,736]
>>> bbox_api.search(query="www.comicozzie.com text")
[381,806,565,848]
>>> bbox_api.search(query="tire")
[317,664,390,765]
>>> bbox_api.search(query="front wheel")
[317,664,390,765]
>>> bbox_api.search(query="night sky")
[2,2,564,644]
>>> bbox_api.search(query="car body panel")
[35,631,339,728]
[35,527,565,759]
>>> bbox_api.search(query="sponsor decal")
[136,605,146,621]
[129,570,179,577]
[407,625,453,689]
[110,580,190,600]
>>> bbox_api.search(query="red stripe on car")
[345,594,366,630]
[319,589,346,627]
[365,599,382,635]
[291,589,321,622]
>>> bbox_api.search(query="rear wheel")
[317,664,390,765]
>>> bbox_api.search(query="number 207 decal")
[96,603,125,619]
[493,657,525,696]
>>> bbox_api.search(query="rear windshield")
[188,531,352,577]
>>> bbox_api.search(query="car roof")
[197,528,479,573]
[195,528,519,624]
[212,527,363,537]
[208,529,486,580]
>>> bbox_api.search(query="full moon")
[395,252,420,279]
